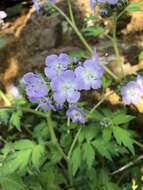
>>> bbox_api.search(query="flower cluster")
[23,52,104,123]
[121,75,143,105]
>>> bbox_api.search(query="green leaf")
[127,0,143,12]
[2,143,13,157]
[85,15,96,21]
[0,109,9,125]
[92,140,112,160]
[84,126,98,141]
[1,149,32,175]
[97,169,121,190]
[82,143,95,169]
[32,144,45,169]
[88,110,103,121]
[50,146,62,164]
[107,182,121,190]
[82,26,105,37]
[33,122,49,140]
[0,140,45,175]
[103,128,112,142]
[14,139,35,150]
[25,176,42,190]
[101,77,112,89]
[9,110,22,130]
[112,114,135,125]
[112,126,134,154]
[71,146,81,176]
[127,6,142,12]
[102,108,113,117]
[60,133,72,148]
[0,175,25,190]
[126,0,143,12]
[69,49,87,59]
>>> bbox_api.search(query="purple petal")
[45,54,58,67]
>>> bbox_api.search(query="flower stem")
[68,127,81,159]
[51,3,120,82]
[111,154,143,176]
[134,140,143,149]
[67,0,75,24]
[0,90,11,106]
[47,111,68,161]
[112,12,124,78]
[52,3,93,55]
[88,92,113,115]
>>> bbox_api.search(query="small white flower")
[0,11,7,20]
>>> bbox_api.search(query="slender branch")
[88,92,113,115]
[67,0,75,24]
[52,3,93,55]
[111,154,143,176]
[134,140,143,149]
[47,111,68,161]
[112,13,124,78]
[51,3,120,82]
[0,106,47,118]
[0,90,11,106]
[68,92,113,159]
[68,127,81,159]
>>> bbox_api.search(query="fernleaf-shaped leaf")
[0,175,25,190]
[71,146,81,176]
[112,114,135,125]
[0,109,9,125]
[82,143,95,169]
[14,139,35,150]
[92,140,112,160]
[103,128,112,142]
[32,144,45,169]
[112,126,134,154]
[9,110,22,130]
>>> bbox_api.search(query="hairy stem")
[111,154,143,175]
[51,3,120,82]
[68,127,81,159]
[47,111,68,161]
[68,93,112,159]
[88,92,113,115]
[134,140,143,149]
[112,12,124,78]
[67,0,75,24]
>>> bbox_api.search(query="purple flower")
[44,53,70,79]
[66,106,86,124]
[106,0,118,4]
[45,0,56,4]
[51,70,80,105]
[121,81,142,105]
[98,0,119,4]
[89,0,96,13]
[32,0,41,14]
[29,97,55,111]
[136,75,143,92]
[23,72,48,99]
[75,59,104,90]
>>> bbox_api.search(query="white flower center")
[127,89,135,96]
